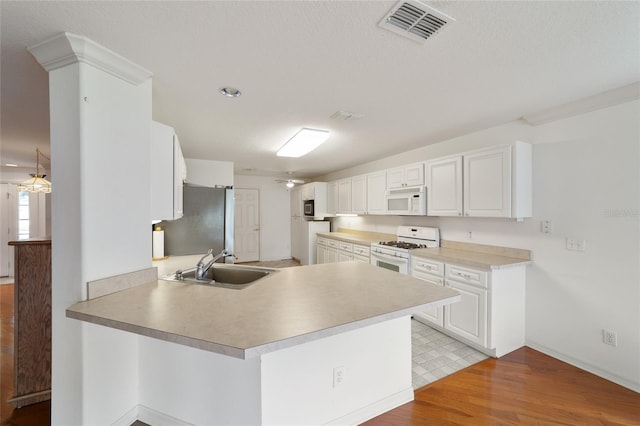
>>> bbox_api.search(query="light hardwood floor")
[364,346,640,425]
[1,283,638,425]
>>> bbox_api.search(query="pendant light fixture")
[18,148,52,193]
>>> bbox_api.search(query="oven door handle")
[371,251,406,264]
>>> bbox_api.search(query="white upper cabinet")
[463,145,511,218]
[351,175,367,214]
[386,162,424,189]
[151,121,186,221]
[426,141,532,219]
[366,170,387,215]
[327,181,337,215]
[426,156,463,216]
[463,142,532,219]
[337,178,352,214]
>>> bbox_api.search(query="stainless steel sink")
[161,264,276,289]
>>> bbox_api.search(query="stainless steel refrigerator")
[162,184,234,256]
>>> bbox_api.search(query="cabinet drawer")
[445,264,487,288]
[327,239,340,249]
[412,270,444,286]
[411,257,444,276]
[317,237,328,246]
[338,242,353,252]
[353,244,370,257]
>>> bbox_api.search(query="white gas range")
[370,226,440,275]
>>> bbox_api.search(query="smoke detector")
[379,0,455,44]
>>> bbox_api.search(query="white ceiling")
[1,1,639,181]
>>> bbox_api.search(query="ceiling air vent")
[379,0,455,44]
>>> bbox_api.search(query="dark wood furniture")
[7,239,51,408]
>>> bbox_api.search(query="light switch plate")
[566,238,586,251]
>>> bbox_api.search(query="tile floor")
[411,319,489,389]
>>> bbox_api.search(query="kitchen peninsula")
[67,261,459,425]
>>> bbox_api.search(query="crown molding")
[27,32,152,85]
[522,82,640,126]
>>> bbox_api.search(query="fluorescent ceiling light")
[277,128,330,158]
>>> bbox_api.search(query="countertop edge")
[316,232,382,245]
[244,294,460,358]
[66,308,247,359]
[66,292,460,360]
[410,250,532,271]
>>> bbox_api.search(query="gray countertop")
[67,262,460,359]
[410,247,531,270]
[316,231,395,245]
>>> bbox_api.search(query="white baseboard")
[324,387,414,426]
[138,405,195,426]
[110,405,138,426]
[525,339,640,393]
[110,405,194,426]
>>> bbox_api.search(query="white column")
[29,32,153,425]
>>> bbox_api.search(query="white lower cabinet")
[444,277,487,347]
[411,256,525,357]
[317,236,371,264]
[316,237,327,264]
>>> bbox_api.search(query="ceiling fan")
[275,177,305,188]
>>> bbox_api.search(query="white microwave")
[385,186,427,215]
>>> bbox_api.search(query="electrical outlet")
[467,231,473,240]
[541,220,552,234]
[333,365,345,387]
[566,238,586,251]
[603,329,617,347]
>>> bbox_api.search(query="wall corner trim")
[521,81,640,126]
[27,32,153,85]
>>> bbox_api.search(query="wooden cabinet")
[412,256,526,357]
[151,121,186,221]
[366,171,387,215]
[426,142,532,220]
[386,163,424,189]
[8,239,51,408]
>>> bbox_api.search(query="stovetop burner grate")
[377,241,429,250]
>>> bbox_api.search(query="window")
[18,191,29,240]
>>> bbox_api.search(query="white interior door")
[234,188,260,262]
[0,184,17,277]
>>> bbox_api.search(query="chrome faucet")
[196,248,233,280]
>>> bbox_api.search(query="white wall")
[47,55,152,423]
[234,174,292,261]
[185,158,234,187]
[138,336,262,425]
[324,100,640,391]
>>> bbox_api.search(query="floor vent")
[379,0,454,44]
